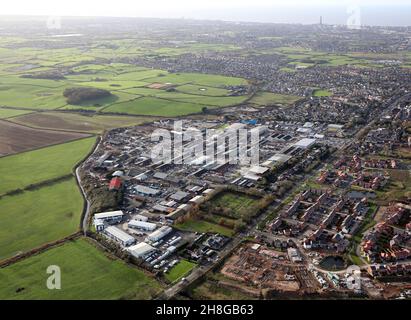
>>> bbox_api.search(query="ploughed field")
[0,120,91,157]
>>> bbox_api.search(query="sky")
[2,0,410,26]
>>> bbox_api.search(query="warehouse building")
[94,210,124,224]
[135,185,160,196]
[128,242,156,259]
[128,220,157,232]
[294,138,316,149]
[103,226,136,247]
[147,226,173,242]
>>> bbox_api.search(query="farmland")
[0,108,32,119]
[0,120,91,157]
[0,238,162,300]
[10,112,157,134]
[0,136,96,194]
[0,178,84,260]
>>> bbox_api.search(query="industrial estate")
[0,15,410,301]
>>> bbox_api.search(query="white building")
[128,220,157,232]
[94,210,124,224]
[128,242,156,258]
[147,226,173,242]
[135,185,160,196]
[103,226,136,247]
[294,138,316,149]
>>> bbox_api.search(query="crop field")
[165,260,197,283]
[0,238,162,299]
[0,120,91,157]
[0,136,96,194]
[11,112,157,134]
[249,91,301,106]
[0,178,84,260]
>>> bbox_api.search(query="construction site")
[218,243,321,296]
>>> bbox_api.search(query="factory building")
[147,226,173,242]
[128,220,157,232]
[103,226,136,247]
[128,242,156,259]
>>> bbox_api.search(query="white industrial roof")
[128,242,156,258]
[94,210,124,220]
[104,226,135,243]
[294,138,316,148]
[128,220,157,231]
[267,153,292,163]
[147,226,173,241]
[135,185,160,196]
[249,165,269,175]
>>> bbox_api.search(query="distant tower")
[320,16,323,25]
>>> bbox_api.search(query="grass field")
[144,72,247,87]
[0,136,96,194]
[210,192,258,215]
[176,219,235,237]
[165,260,197,283]
[0,238,162,299]
[0,108,33,119]
[103,96,208,116]
[11,112,157,134]
[313,89,332,97]
[0,178,84,260]
[249,91,301,106]
[0,83,67,110]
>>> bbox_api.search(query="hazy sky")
[2,0,410,26]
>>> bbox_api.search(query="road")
[76,166,92,235]
[76,137,102,235]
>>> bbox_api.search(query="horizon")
[0,1,410,27]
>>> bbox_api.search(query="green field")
[0,84,67,109]
[313,89,332,97]
[0,178,84,260]
[249,91,301,106]
[176,219,235,237]
[210,191,258,215]
[144,72,247,87]
[165,260,197,283]
[0,238,162,299]
[0,107,32,119]
[0,137,96,194]
[104,96,208,116]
